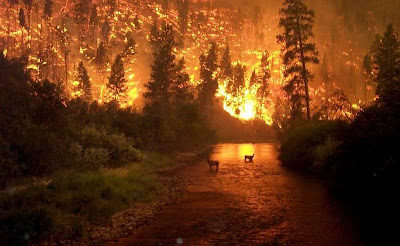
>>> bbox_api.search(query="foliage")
[198,42,219,110]
[75,61,92,101]
[0,164,162,242]
[279,120,348,170]
[371,24,400,106]
[107,54,127,101]
[277,0,319,122]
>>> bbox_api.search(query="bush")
[279,120,348,171]
[77,125,142,168]
[0,165,163,242]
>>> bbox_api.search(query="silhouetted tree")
[145,24,177,105]
[220,45,233,81]
[74,0,90,43]
[76,61,92,101]
[362,53,373,102]
[43,0,52,19]
[122,37,137,60]
[371,24,400,105]
[277,0,319,122]
[258,51,270,102]
[198,42,218,110]
[89,4,99,44]
[172,58,193,106]
[176,0,190,46]
[107,54,127,101]
[102,19,111,43]
[18,8,26,54]
[320,53,331,98]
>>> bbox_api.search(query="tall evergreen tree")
[277,0,319,122]
[107,54,127,101]
[89,4,99,44]
[320,53,331,98]
[198,42,219,109]
[176,0,190,40]
[172,58,193,106]
[43,0,52,19]
[73,0,91,43]
[94,42,109,72]
[144,24,177,105]
[371,24,400,105]
[258,50,270,101]
[220,45,233,81]
[19,8,26,55]
[123,37,137,60]
[228,63,245,98]
[76,61,92,101]
[102,19,111,43]
[362,53,372,102]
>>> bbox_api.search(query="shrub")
[279,120,348,171]
[82,148,110,170]
[77,125,142,168]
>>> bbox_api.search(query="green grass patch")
[0,163,165,243]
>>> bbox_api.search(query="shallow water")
[105,143,360,246]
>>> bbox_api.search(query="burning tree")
[277,0,319,123]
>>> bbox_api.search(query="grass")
[0,154,176,243]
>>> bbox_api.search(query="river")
[105,143,360,246]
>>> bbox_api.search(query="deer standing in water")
[244,154,255,162]
[207,157,219,170]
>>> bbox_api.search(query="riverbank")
[0,146,212,246]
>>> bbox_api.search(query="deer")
[244,154,255,162]
[207,157,219,170]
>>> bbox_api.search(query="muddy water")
[105,143,360,246]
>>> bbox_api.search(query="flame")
[0,0,360,125]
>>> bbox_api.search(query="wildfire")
[0,0,360,126]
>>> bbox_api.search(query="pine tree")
[176,0,190,45]
[102,19,111,43]
[228,63,245,98]
[19,8,26,55]
[74,0,90,43]
[94,42,109,72]
[362,53,372,102]
[89,4,99,44]
[144,24,177,105]
[221,45,233,81]
[76,61,92,101]
[22,0,33,51]
[258,50,270,101]
[277,0,319,122]
[56,14,70,86]
[123,37,137,60]
[320,53,331,98]
[371,24,400,105]
[107,54,127,101]
[198,42,219,108]
[43,0,53,19]
[172,58,193,106]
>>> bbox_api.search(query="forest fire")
[2,1,400,245]
[0,0,368,126]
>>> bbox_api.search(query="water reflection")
[107,143,358,246]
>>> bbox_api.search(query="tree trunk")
[296,11,311,122]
